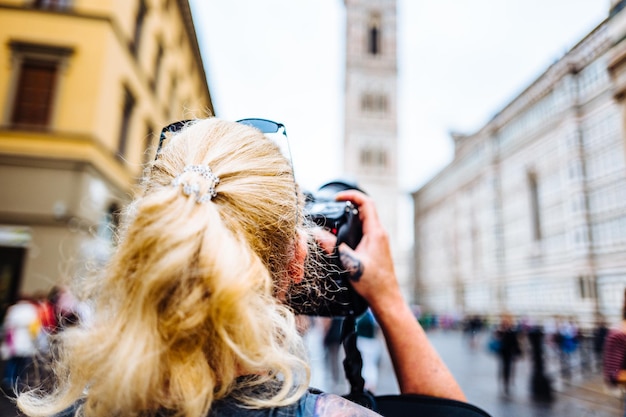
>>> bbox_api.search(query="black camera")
[287,180,368,317]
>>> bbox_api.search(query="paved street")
[0,327,622,416]
[305,325,624,417]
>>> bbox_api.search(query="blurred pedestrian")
[555,316,579,379]
[1,296,40,390]
[464,315,483,350]
[493,314,522,396]
[527,325,553,402]
[35,292,56,335]
[593,316,609,371]
[542,316,558,354]
[603,288,626,415]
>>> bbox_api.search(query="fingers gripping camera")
[287,181,369,317]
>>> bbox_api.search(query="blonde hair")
[18,118,310,417]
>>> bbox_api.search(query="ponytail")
[17,118,309,417]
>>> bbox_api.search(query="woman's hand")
[333,190,402,312]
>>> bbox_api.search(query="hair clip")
[172,165,220,203]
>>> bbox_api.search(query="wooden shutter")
[11,60,58,127]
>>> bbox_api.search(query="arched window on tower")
[359,146,388,169]
[360,92,389,115]
[367,13,381,56]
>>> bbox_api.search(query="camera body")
[305,200,362,249]
[288,181,368,317]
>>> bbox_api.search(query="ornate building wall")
[413,5,626,325]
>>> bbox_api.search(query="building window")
[528,172,542,241]
[168,76,178,119]
[8,42,73,129]
[117,88,135,160]
[367,13,381,56]
[152,41,164,92]
[361,92,388,114]
[34,0,72,10]
[578,276,596,299]
[130,0,147,56]
[11,60,57,127]
[360,148,370,166]
[368,26,379,55]
[360,147,388,168]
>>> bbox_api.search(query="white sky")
[189,0,610,195]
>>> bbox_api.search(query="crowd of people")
[1,286,87,391]
[448,310,619,401]
[311,306,617,404]
[309,300,618,403]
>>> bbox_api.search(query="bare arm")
[334,190,466,401]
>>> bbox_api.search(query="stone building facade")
[0,0,213,316]
[413,2,626,325]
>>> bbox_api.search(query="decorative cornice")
[486,20,610,135]
[176,0,214,113]
[450,17,612,160]
[0,128,138,191]
[608,38,626,72]
[8,40,74,56]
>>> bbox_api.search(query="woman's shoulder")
[208,390,380,417]
[607,328,626,342]
[312,393,381,417]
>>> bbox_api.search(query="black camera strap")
[341,314,377,411]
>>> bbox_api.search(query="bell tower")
[343,0,399,252]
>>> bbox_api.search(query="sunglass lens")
[237,118,280,134]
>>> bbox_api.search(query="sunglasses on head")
[156,118,289,159]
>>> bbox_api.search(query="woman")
[603,288,626,417]
[494,314,521,396]
[17,118,465,416]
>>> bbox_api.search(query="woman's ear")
[288,232,308,284]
